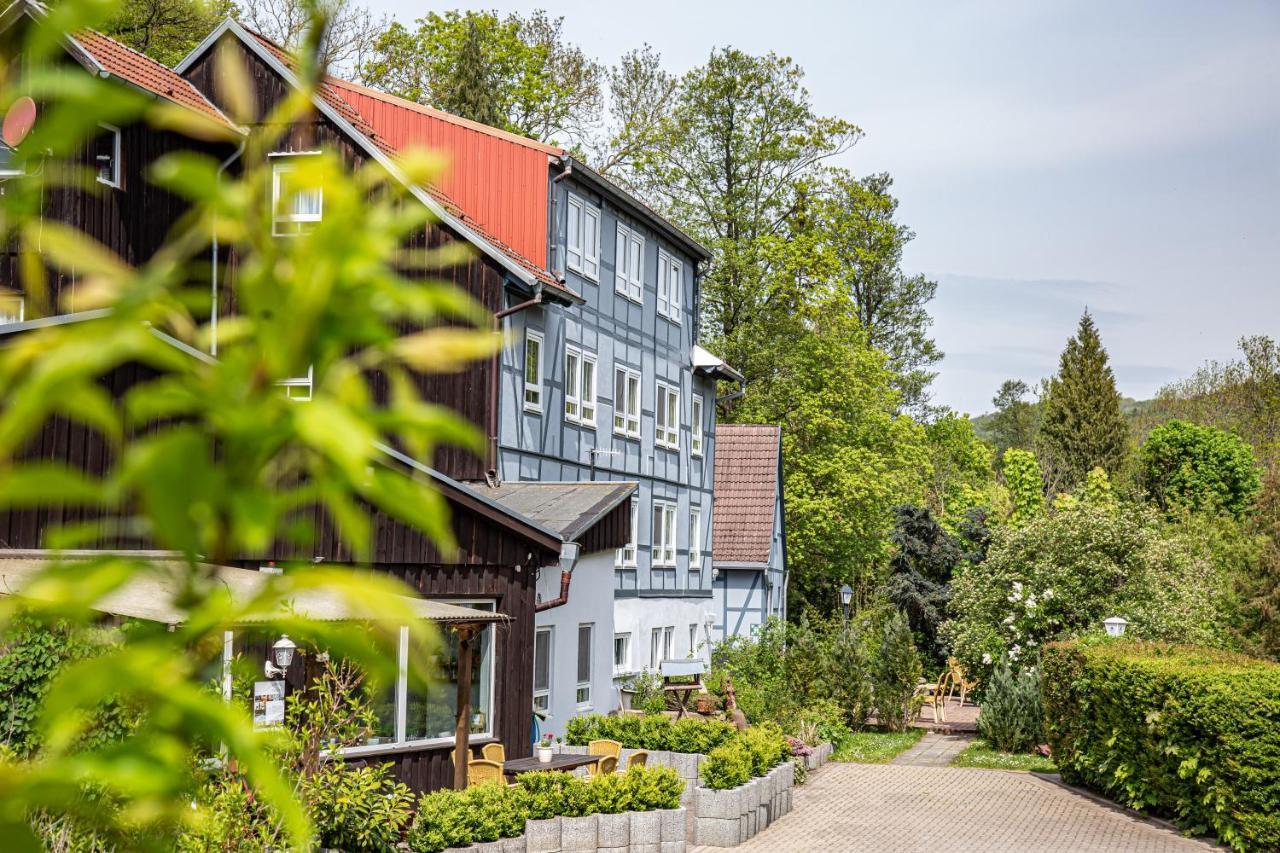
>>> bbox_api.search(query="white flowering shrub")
[941,503,1238,687]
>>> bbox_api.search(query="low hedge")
[564,713,739,754]
[406,765,683,853]
[699,722,791,790]
[1041,639,1280,851]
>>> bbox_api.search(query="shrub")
[564,713,736,754]
[785,699,852,747]
[870,612,923,732]
[625,765,684,810]
[700,742,752,790]
[302,761,413,853]
[1042,639,1280,851]
[464,782,524,842]
[740,722,789,776]
[624,669,668,715]
[1139,420,1260,519]
[408,789,471,853]
[668,716,738,755]
[976,656,1043,752]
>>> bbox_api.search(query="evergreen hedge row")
[1041,639,1280,851]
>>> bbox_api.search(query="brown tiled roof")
[73,30,236,129]
[713,424,781,565]
[237,25,575,301]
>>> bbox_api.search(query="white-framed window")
[662,626,674,662]
[0,293,24,326]
[613,633,631,675]
[649,627,663,670]
[655,381,680,450]
[615,223,644,303]
[613,366,641,438]
[691,394,704,457]
[0,143,23,177]
[689,624,698,657]
[533,626,552,713]
[565,345,597,426]
[566,193,600,280]
[616,498,638,567]
[657,249,682,322]
[330,600,496,753]
[689,505,703,573]
[652,499,677,567]
[524,329,544,412]
[576,623,593,706]
[94,123,121,188]
[271,155,323,235]
[279,365,313,401]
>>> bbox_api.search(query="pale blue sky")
[370,0,1280,414]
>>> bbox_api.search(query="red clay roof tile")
[712,424,782,565]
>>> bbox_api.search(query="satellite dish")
[3,97,37,148]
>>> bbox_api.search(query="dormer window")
[271,155,323,235]
[0,293,23,325]
[94,124,121,188]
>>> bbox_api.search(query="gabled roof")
[71,29,238,130]
[0,0,238,130]
[483,481,636,542]
[712,424,782,565]
[173,19,581,306]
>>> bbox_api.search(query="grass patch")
[951,740,1057,772]
[832,728,924,764]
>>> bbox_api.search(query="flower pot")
[695,694,716,714]
[537,746,553,763]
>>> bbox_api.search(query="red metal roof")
[713,424,782,565]
[73,30,236,129]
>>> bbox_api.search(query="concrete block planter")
[474,841,507,853]
[596,812,630,850]
[666,751,700,780]
[503,837,527,853]
[629,809,662,847]
[560,815,598,851]
[524,817,561,853]
[659,807,685,843]
[658,843,685,853]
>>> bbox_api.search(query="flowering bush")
[942,502,1238,686]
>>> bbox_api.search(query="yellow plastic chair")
[481,742,506,763]
[947,658,978,706]
[587,738,622,760]
[626,750,648,769]
[467,758,506,787]
[913,670,952,723]
[588,754,618,778]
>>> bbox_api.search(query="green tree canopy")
[1139,419,1260,519]
[362,9,602,145]
[1037,311,1129,492]
[101,0,235,66]
[985,379,1040,465]
[1003,448,1045,525]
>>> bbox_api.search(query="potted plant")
[537,733,555,763]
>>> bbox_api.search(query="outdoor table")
[503,753,601,777]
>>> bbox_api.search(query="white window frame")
[95,123,121,189]
[615,222,644,303]
[524,329,544,413]
[649,628,662,670]
[533,626,552,713]
[613,365,641,439]
[270,153,323,236]
[0,294,24,326]
[662,626,674,662]
[616,498,638,567]
[655,381,680,450]
[689,505,702,573]
[689,624,698,657]
[652,499,677,567]
[566,193,600,281]
[691,394,704,457]
[565,345,597,427]
[576,623,594,707]
[657,249,682,322]
[279,365,313,402]
[613,633,631,675]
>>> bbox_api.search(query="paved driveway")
[693,763,1216,853]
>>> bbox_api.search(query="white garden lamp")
[1102,616,1128,637]
[264,634,297,677]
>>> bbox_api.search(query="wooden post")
[453,625,475,790]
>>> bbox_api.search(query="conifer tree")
[1037,312,1129,492]
[441,20,503,128]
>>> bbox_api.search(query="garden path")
[890,732,971,766]
[691,762,1216,852]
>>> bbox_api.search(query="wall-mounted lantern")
[1103,616,1128,637]
[264,634,297,678]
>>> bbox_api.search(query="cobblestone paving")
[692,763,1215,852]
[891,733,972,766]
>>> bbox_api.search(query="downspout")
[534,542,579,612]
[550,157,574,279]
[210,139,247,356]
[486,287,544,484]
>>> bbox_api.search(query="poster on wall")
[253,680,286,728]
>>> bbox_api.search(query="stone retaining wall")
[453,807,687,852]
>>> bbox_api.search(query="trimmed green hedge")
[1042,639,1280,851]
[564,713,739,754]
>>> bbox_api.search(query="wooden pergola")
[0,552,510,789]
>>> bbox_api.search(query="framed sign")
[253,680,286,728]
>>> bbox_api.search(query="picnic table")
[503,753,600,777]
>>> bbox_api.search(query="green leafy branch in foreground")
[0,0,498,847]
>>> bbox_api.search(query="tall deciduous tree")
[1242,468,1280,660]
[238,0,385,79]
[818,170,941,414]
[362,10,602,146]
[102,0,236,67]
[1037,312,1129,493]
[586,44,679,184]
[1139,420,1260,519]
[987,379,1040,464]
